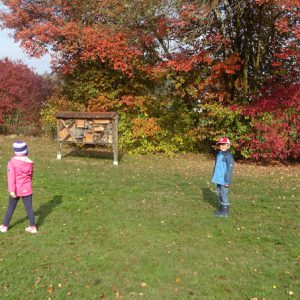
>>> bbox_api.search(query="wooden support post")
[57,141,62,160]
[112,115,119,165]
[57,119,62,159]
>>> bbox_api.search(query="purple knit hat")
[13,141,28,156]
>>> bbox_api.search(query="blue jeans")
[216,184,230,206]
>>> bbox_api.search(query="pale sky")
[0,28,52,75]
[0,3,52,74]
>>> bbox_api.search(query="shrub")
[0,58,52,135]
[40,90,85,137]
[190,102,250,155]
[238,83,300,160]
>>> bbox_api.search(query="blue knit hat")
[13,141,28,156]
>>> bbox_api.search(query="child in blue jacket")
[212,137,234,217]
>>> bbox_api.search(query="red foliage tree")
[0,58,52,135]
[1,0,298,102]
[1,0,299,158]
[0,0,143,75]
[237,83,300,160]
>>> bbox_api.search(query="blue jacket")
[212,150,234,185]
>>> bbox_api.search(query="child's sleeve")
[31,162,34,179]
[224,154,234,184]
[7,161,16,193]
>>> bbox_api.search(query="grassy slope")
[0,136,298,300]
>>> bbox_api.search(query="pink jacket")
[7,156,34,197]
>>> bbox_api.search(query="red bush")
[0,58,52,134]
[238,83,300,160]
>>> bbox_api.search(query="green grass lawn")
[0,136,298,300]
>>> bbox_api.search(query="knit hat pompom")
[13,141,28,156]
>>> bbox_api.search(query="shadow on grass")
[36,195,63,227]
[202,187,219,209]
[8,195,63,229]
[61,144,123,163]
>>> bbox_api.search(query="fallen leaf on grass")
[112,287,120,298]
[176,277,181,284]
[35,277,41,284]
[47,284,54,294]
[140,282,147,288]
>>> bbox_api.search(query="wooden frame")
[56,112,118,165]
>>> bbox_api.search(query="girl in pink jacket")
[0,141,37,233]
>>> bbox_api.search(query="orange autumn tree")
[1,0,299,157]
[0,0,143,74]
[1,0,298,103]
[1,0,299,100]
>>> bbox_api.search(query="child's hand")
[10,192,16,198]
[224,184,230,188]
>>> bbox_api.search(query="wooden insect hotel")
[56,112,119,165]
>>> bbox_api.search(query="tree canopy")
[0,58,53,134]
[1,0,299,159]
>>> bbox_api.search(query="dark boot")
[214,205,229,217]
